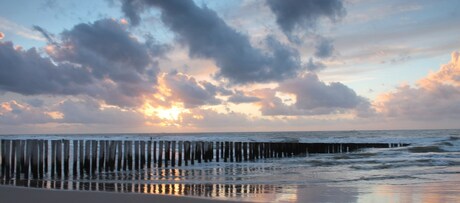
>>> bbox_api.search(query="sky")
[0,0,460,134]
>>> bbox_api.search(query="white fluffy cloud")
[374,52,460,120]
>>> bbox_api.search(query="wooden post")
[3,140,11,179]
[229,142,234,162]
[196,142,202,164]
[184,141,190,166]
[109,141,116,171]
[79,140,84,176]
[100,140,106,173]
[178,141,183,167]
[126,141,133,171]
[122,141,127,171]
[117,141,123,172]
[224,142,229,162]
[171,141,176,167]
[14,140,21,180]
[165,141,170,167]
[64,140,70,178]
[216,142,220,162]
[147,140,152,170]
[190,142,194,165]
[73,140,78,177]
[140,141,146,170]
[158,141,163,168]
[32,140,39,179]
[153,141,157,164]
[84,140,91,175]
[91,140,97,175]
[57,140,63,178]
[134,141,140,171]
[243,142,248,161]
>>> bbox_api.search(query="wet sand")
[1,182,460,203]
[0,185,245,203]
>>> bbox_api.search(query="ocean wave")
[408,146,446,153]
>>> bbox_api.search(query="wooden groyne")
[0,139,408,180]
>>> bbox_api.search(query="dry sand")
[0,185,245,203]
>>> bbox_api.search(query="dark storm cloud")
[0,41,93,95]
[51,19,157,83]
[121,0,144,26]
[280,73,365,109]
[120,0,303,84]
[163,71,221,108]
[305,58,326,72]
[266,0,346,36]
[32,25,57,45]
[259,73,370,115]
[1,19,167,107]
[228,91,261,104]
[314,36,335,58]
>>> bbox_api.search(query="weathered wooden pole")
[79,140,84,176]
[178,141,183,166]
[184,141,190,166]
[109,141,117,171]
[243,142,248,161]
[134,141,140,171]
[64,140,70,178]
[99,140,106,173]
[225,142,230,162]
[171,141,176,167]
[140,141,146,170]
[165,141,170,167]
[32,140,39,179]
[153,141,157,164]
[4,140,11,180]
[190,142,195,165]
[57,140,63,178]
[91,140,97,175]
[147,140,152,170]
[126,141,133,171]
[215,142,220,162]
[117,141,123,172]
[158,141,163,168]
[73,140,78,177]
[13,140,21,180]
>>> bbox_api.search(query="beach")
[0,185,244,203]
[2,182,460,203]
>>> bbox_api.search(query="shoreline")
[0,185,245,203]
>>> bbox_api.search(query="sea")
[1,129,459,202]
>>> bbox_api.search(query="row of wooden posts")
[0,139,407,180]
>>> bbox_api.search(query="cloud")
[0,17,45,41]
[180,108,255,130]
[0,32,4,39]
[0,100,53,125]
[374,52,460,120]
[314,36,335,58]
[120,0,303,84]
[228,91,261,104]
[57,99,144,124]
[257,73,371,116]
[0,19,169,107]
[32,25,57,45]
[0,98,144,126]
[161,71,222,108]
[266,0,346,37]
[305,58,326,72]
[0,41,94,95]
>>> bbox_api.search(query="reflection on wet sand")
[357,183,460,203]
[1,178,280,200]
